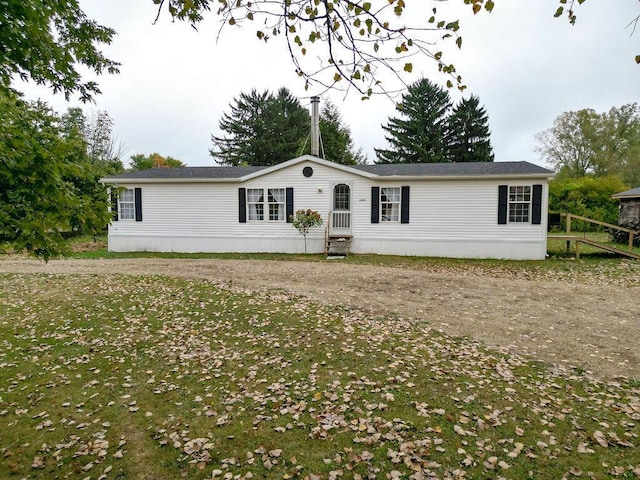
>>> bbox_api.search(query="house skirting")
[108,233,546,260]
[108,233,326,255]
[352,237,545,260]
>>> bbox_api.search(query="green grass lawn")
[1,273,639,479]
[60,234,640,289]
[547,230,640,258]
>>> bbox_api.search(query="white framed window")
[380,187,400,222]
[509,185,531,223]
[246,188,286,222]
[268,188,285,221]
[119,188,135,220]
[247,188,264,221]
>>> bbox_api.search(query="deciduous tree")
[535,109,600,178]
[153,0,639,97]
[129,153,185,171]
[0,91,112,260]
[535,104,640,186]
[0,1,119,101]
[61,108,126,172]
[290,209,323,254]
[592,104,640,187]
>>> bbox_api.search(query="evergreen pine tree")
[210,88,309,166]
[375,79,452,163]
[211,90,366,166]
[447,95,494,162]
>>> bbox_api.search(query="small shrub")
[290,209,323,254]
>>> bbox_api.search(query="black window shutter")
[371,186,380,223]
[532,184,543,225]
[111,190,118,221]
[498,185,508,225]
[134,188,143,222]
[401,186,410,224]
[238,188,247,223]
[286,187,294,223]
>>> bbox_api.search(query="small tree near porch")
[290,209,323,254]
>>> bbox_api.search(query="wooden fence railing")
[562,213,637,253]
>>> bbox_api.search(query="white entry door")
[331,183,351,234]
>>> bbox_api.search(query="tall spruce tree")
[375,79,452,163]
[211,90,365,166]
[210,88,310,166]
[447,95,494,162]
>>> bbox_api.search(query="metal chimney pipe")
[310,96,320,157]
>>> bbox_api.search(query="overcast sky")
[17,0,640,167]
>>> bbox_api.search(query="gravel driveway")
[1,257,638,380]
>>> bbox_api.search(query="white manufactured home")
[100,155,555,260]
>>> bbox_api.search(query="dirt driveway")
[1,258,638,380]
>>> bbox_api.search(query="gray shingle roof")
[353,161,554,176]
[101,160,553,182]
[613,187,640,198]
[102,166,268,181]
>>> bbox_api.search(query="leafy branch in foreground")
[2,1,637,101]
[554,0,640,63]
[153,0,639,98]
[153,0,498,97]
[0,1,120,101]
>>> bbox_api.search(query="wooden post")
[575,240,581,259]
[630,232,635,252]
[566,214,572,253]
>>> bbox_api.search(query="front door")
[331,183,351,235]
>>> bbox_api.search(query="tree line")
[211,79,494,166]
[538,103,640,231]
[4,74,637,261]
